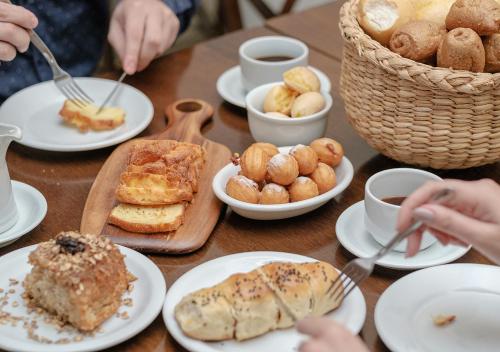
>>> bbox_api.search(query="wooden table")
[3,12,500,352]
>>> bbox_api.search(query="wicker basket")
[339,0,500,169]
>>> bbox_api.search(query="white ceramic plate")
[375,264,500,352]
[0,181,47,248]
[335,201,471,270]
[163,251,366,352]
[0,78,154,152]
[0,245,166,352]
[216,65,331,108]
[212,147,354,220]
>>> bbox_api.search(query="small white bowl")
[212,146,353,220]
[246,82,333,146]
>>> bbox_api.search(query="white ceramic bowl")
[212,146,353,220]
[246,82,332,146]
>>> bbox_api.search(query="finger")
[123,12,146,74]
[160,11,179,53]
[406,228,424,257]
[298,339,332,352]
[107,18,126,63]
[0,22,30,52]
[0,41,16,61]
[413,204,498,246]
[137,11,164,72]
[428,229,469,247]
[297,317,336,337]
[0,3,38,29]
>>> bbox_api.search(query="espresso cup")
[239,36,308,92]
[364,168,442,252]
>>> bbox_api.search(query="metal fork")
[2,0,93,108]
[327,187,455,303]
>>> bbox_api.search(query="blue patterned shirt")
[0,0,196,102]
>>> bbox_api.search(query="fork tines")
[327,265,366,302]
[57,79,94,109]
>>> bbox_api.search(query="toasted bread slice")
[59,100,125,132]
[108,203,185,233]
[116,172,193,205]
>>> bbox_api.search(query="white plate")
[0,78,154,152]
[163,251,366,352]
[216,65,332,108]
[0,181,47,248]
[375,264,500,352]
[212,147,354,220]
[0,244,166,352]
[335,201,471,270]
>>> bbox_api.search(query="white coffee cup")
[364,168,442,252]
[239,36,308,92]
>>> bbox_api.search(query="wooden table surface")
[3,10,500,352]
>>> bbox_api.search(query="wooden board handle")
[161,99,214,143]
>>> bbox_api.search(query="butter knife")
[97,71,127,114]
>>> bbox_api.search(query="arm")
[0,2,37,61]
[107,0,198,74]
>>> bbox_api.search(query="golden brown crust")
[484,34,500,73]
[445,0,500,35]
[59,100,125,132]
[24,232,129,331]
[389,20,446,62]
[108,204,185,233]
[437,28,486,72]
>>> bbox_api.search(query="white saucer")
[335,201,471,270]
[163,251,366,352]
[0,77,154,152]
[0,181,47,248]
[216,65,332,109]
[0,244,166,352]
[375,264,500,352]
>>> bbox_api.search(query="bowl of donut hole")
[245,66,333,146]
[212,138,354,220]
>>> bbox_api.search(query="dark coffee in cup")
[255,55,294,62]
[381,196,406,206]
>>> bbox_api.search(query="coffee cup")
[364,168,442,252]
[239,36,308,92]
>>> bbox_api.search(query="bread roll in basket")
[339,0,500,169]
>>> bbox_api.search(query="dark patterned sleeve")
[162,0,199,33]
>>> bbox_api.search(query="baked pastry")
[251,142,279,158]
[446,0,500,35]
[259,183,289,204]
[437,28,486,72]
[174,261,343,341]
[290,144,318,175]
[415,0,456,28]
[291,92,326,118]
[283,66,321,93]
[263,85,298,116]
[59,100,125,132]
[310,162,336,194]
[357,0,414,46]
[267,154,299,186]
[23,231,130,331]
[108,203,185,233]
[389,20,446,62]
[240,145,270,182]
[484,34,500,73]
[288,176,319,202]
[310,138,344,168]
[226,175,260,203]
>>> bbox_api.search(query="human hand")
[108,0,180,75]
[0,2,37,61]
[397,179,500,263]
[297,317,369,352]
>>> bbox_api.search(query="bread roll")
[357,0,415,46]
[174,261,343,341]
[415,0,456,28]
[390,20,446,62]
[437,28,485,72]
[446,0,500,35]
[484,34,500,73]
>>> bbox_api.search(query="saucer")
[0,181,47,248]
[216,65,332,109]
[335,201,471,270]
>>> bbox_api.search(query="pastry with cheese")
[59,100,125,132]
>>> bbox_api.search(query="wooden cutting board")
[80,99,232,253]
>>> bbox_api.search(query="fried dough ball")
[226,175,260,203]
[288,176,319,202]
[260,183,290,204]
